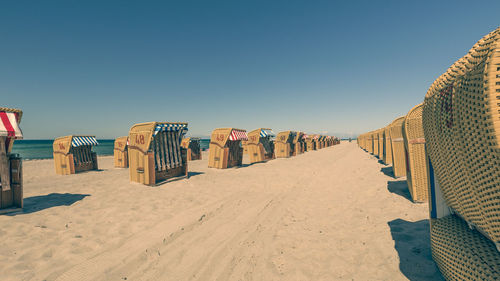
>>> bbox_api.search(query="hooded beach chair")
[423,27,500,279]
[181,137,202,161]
[389,117,406,177]
[403,104,428,203]
[383,125,393,165]
[128,122,188,186]
[208,128,247,169]
[292,132,305,155]
[114,136,129,168]
[275,131,297,158]
[247,128,275,163]
[305,135,316,151]
[378,129,385,161]
[372,130,380,157]
[366,131,374,154]
[53,135,99,175]
[0,107,23,212]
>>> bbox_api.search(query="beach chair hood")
[0,107,23,140]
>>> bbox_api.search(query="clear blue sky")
[1,0,499,139]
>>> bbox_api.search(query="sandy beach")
[0,142,443,281]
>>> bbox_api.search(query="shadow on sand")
[387,180,413,202]
[188,171,205,178]
[378,159,387,166]
[12,193,90,215]
[388,219,444,281]
[381,166,394,177]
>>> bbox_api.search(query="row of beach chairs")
[0,115,340,213]
[358,27,500,280]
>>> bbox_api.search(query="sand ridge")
[0,142,443,280]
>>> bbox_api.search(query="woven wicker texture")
[430,215,500,280]
[389,117,407,177]
[384,126,393,165]
[403,104,428,203]
[423,27,500,244]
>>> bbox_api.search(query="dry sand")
[0,142,444,281]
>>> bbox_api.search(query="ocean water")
[11,139,210,160]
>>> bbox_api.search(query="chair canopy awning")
[229,129,248,141]
[0,111,23,139]
[71,136,98,147]
[260,129,275,138]
[154,123,188,136]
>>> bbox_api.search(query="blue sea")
[11,139,210,160]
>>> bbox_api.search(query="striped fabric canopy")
[229,129,248,141]
[154,123,188,136]
[0,111,23,139]
[260,129,275,138]
[71,136,99,147]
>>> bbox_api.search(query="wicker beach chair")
[275,131,297,158]
[114,136,129,168]
[53,135,99,175]
[389,117,407,178]
[208,128,247,169]
[373,130,380,157]
[181,137,202,161]
[247,128,275,163]
[424,27,500,278]
[293,132,305,155]
[402,104,428,203]
[128,122,188,185]
[366,131,374,154]
[305,135,317,151]
[383,125,393,165]
[0,107,23,213]
[378,129,385,161]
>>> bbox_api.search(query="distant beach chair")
[275,131,297,158]
[377,129,385,161]
[366,132,374,154]
[389,117,406,177]
[181,137,202,161]
[128,122,188,186]
[372,130,380,157]
[208,128,247,169]
[247,128,276,163]
[305,135,316,151]
[403,104,428,203]
[0,107,23,213]
[53,135,99,175]
[383,126,393,165]
[293,132,305,155]
[114,136,129,168]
